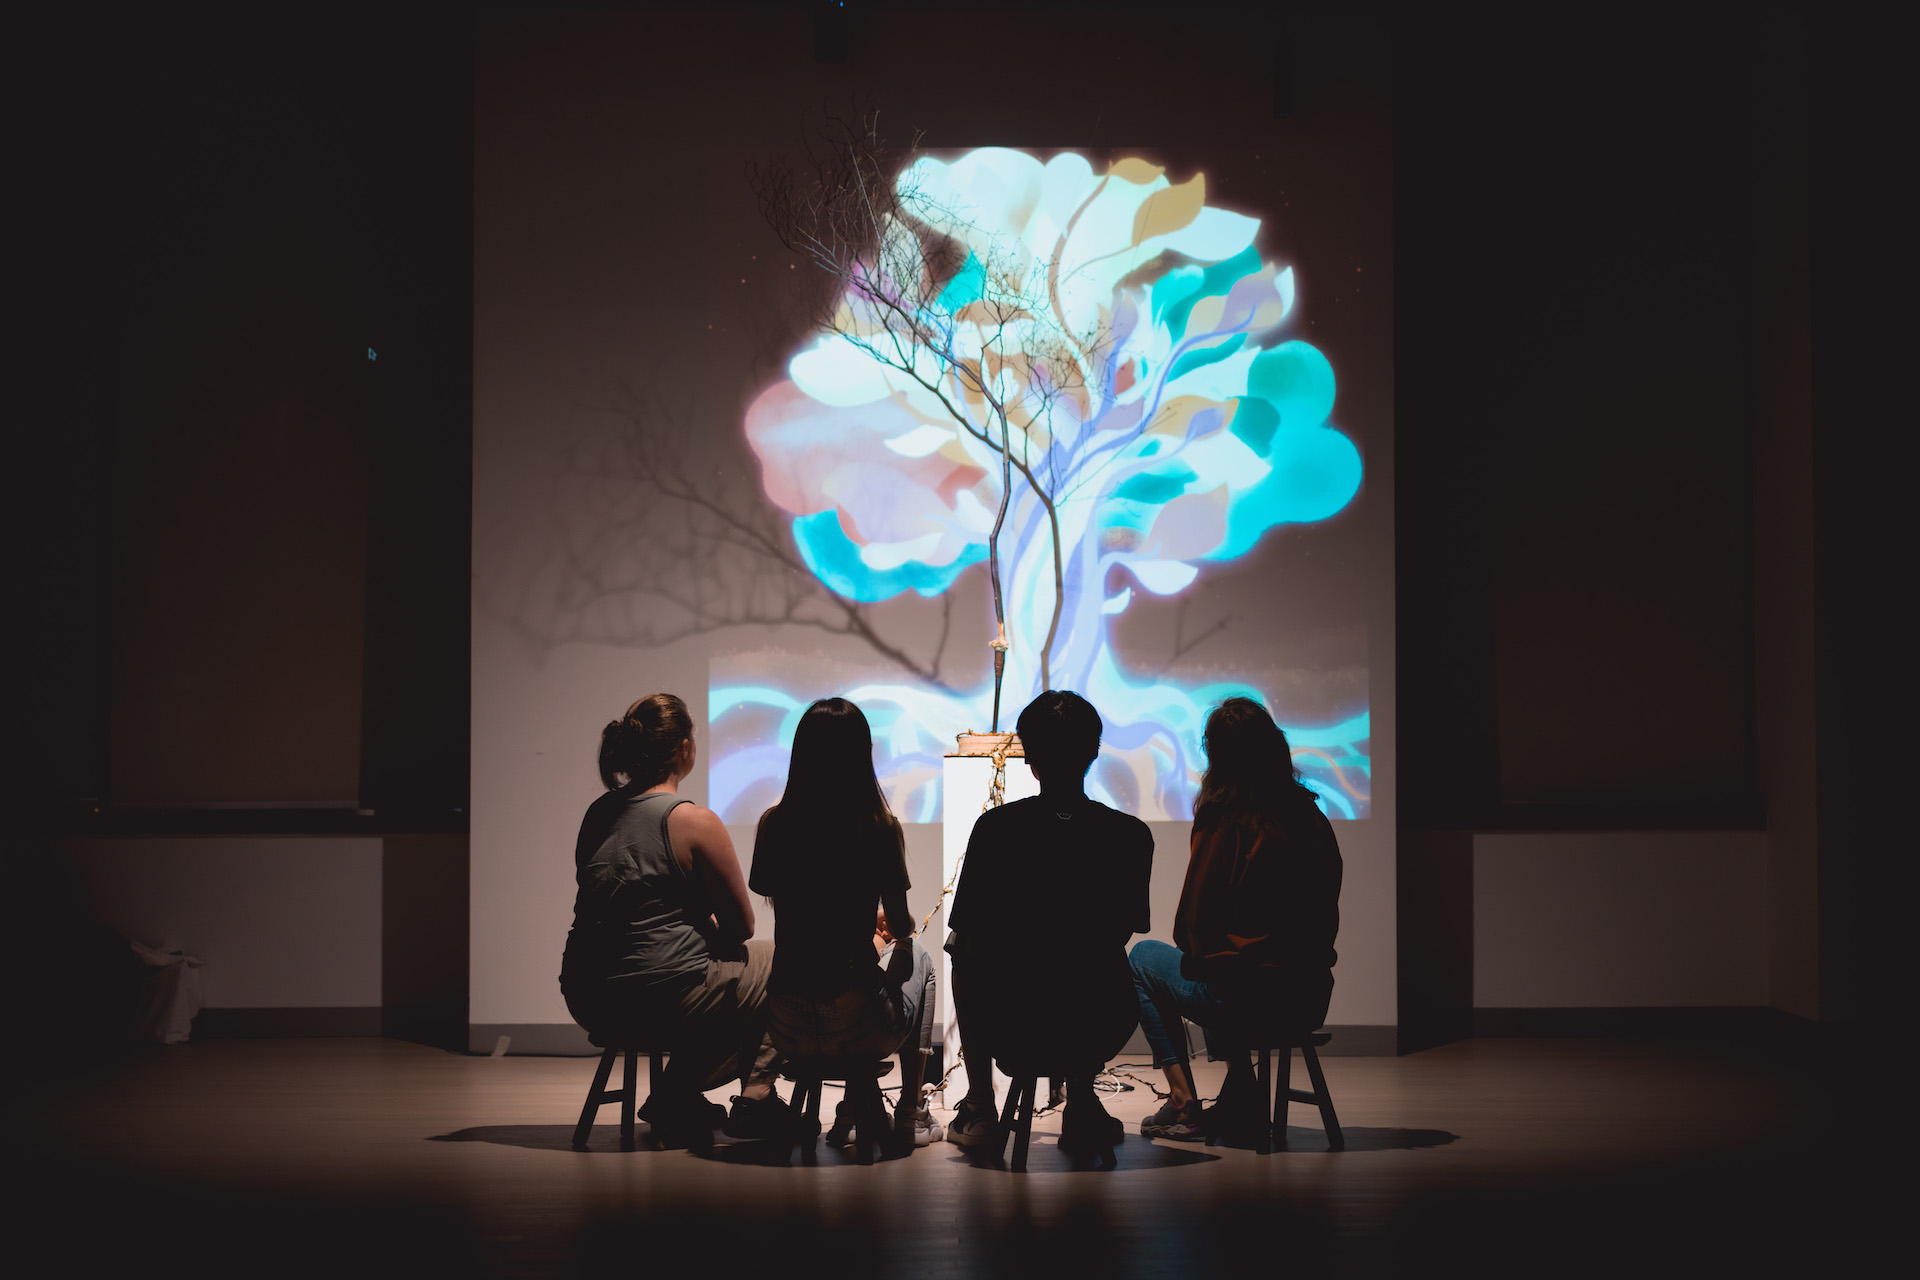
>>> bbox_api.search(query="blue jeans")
[1129,940,1232,1069]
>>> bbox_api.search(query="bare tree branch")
[752,109,1116,723]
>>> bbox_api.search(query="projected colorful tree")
[714,147,1367,823]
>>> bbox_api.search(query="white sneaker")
[943,1095,998,1148]
[912,1103,945,1146]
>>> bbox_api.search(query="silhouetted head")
[599,693,694,790]
[1195,696,1308,822]
[1016,690,1103,788]
[778,697,892,826]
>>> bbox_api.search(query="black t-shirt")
[950,793,1153,1056]
[749,803,910,999]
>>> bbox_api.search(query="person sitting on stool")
[748,697,942,1152]
[1129,697,1343,1141]
[944,690,1154,1159]
[558,693,788,1145]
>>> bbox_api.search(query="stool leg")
[1300,1043,1343,1151]
[798,1078,823,1166]
[573,1048,618,1151]
[1009,1077,1037,1173]
[1256,1048,1274,1155]
[850,1076,878,1166]
[997,1080,1022,1164]
[620,1049,638,1150]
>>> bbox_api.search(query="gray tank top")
[562,789,714,993]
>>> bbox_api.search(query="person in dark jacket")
[1128,697,1342,1141]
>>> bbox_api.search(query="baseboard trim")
[1313,1025,1398,1055]
[1473,1006,1816,1043]
[467,1023,598,1056]
[382,1003,467,1051]
[192,1007,383,1039]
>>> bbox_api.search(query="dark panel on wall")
[351,18,475,821]
[6,13,129,809]
[1396,7,1762,831]
[7,8,472,825]
[1811,9,1899,1041]
[383,834,470,1049]
[1396,830,1473,1053]
[111,244,371,806]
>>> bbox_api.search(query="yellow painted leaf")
[1131,174,1207,247]
[1186,294,1227,336]
[1110,158,1165,185]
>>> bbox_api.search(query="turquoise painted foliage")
[730,149,1370,822]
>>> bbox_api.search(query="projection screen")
[471,9,1395,1052]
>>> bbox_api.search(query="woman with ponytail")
[747,697,942,1152]
[560,693,790,1144]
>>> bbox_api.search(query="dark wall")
[6,7,471,824]
[8,4,1780,829]
[9,0,1892,1042]
[1396,5,1771,833]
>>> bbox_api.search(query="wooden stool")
[572,1036,759,1151]
[1206,1031,1344,1153]
[782,1057,891,1165]
[995,1072,1042,1172]
[993,1062,1079,1172]
[572,1047,662,1151]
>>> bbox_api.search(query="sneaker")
[826,1099,871,1147]
[901,1102,944,1147]
[721,1090,795,1140]
[1139,1097,1205,1141]
[1059,1098,1125,1153]
[638,1093,726,1130]
[1203,1107,1270,1145]
[944,1095,999,1148]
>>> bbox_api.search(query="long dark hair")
[1193,696,1309,825]
[598,692,693,790]
[771,697,893,830]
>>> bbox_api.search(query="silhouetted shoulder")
[970,796,1035,829]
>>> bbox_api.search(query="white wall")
[469,725,1399,1034]
[467,12,1399,1038]
[1473,832,1767,1008]
[61,837,383,1008]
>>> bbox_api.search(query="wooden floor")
[20,1035,1872,1278]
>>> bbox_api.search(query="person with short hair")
[943,690,1153,1159]
[1129,696,1342,1141]
[559,693,787,1144]
[748,697,943,1151]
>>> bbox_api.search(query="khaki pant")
[665,939,782,1094]
[566,940,782,1097]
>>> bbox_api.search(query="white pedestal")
[936,751,1038,1106]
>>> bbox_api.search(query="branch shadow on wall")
[479,376,964,690]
